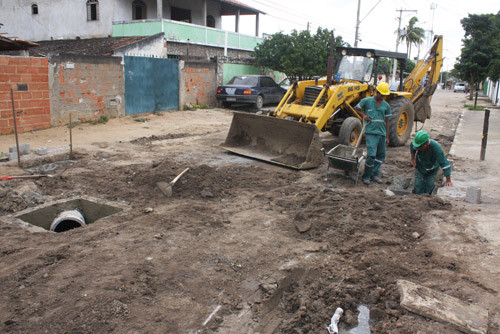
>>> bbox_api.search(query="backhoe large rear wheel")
[388,97,415,147]
[339,117,362,146]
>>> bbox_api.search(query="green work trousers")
[363,134,386,180]
[413,168,438,194]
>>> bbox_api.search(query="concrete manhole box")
[15,197,123,232]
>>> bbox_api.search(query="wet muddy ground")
[0,91,497,333]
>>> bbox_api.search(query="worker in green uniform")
[410,130,453,194]
[355,82,392,185]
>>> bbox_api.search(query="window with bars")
[87,0,99,21]
[132,0,147,20]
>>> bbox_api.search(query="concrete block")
[8,152,18,160]
[398,280,488,334]
[465,187,481,204]
[9,146,16,153]
[36,147,48,155]
[19,143,30,155]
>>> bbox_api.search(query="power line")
[360,0,383,23]
[247,0,355,37]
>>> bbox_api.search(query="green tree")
[253,28,347,80]
[454,12,500,99]
[399,17,425,58]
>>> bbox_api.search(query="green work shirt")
[410,140,451,177]
[357,97,392,136]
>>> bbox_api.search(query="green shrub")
[464,104,485,111]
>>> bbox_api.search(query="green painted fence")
[113,19,263,51]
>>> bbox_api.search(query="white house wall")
[0,0,226,41]
[0,0,117,41]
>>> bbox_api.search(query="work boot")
[371,176,383,184]
[362,178,370,185]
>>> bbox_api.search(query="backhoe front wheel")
[388,97,415,147]
[339,117,362,146]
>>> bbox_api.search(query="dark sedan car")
[216,75,287,109]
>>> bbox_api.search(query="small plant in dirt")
[81,115,109,125]
[199,104,210,109]
[183,104,196,111]
[133,118,149,122]
[96,115,109,124]
[464,104,485,110]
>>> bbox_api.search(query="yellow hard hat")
[376,82,390,95]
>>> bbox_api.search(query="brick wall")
[183,61,217,107]
[0,56,50,135]
[49,55,125,125]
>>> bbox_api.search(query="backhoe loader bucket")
[221,112,323,169]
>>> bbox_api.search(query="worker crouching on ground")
[355,82,392,185]
[410,130,453,194]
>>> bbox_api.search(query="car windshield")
[337,56,374,82]
[227,76,258,86]
[456,83,465,87]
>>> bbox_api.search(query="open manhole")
[16,198,122,232]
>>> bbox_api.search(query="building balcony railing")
[112,19,263,52]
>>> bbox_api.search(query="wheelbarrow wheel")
[339,117,362,146]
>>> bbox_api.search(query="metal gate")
[124,56,179,115]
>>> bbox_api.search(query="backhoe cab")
[222,35,443,169]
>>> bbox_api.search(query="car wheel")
[255,95,264,110]
[222,101,232,108]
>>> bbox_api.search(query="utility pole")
[428,3,437,49]
[391,8,417,82]
[307,22,310,32]
[354,0,361,47]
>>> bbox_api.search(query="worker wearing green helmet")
[410,130,453,194]
[355,82,392,185]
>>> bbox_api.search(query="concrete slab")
[465,187,481,204]
[398,280,489,334]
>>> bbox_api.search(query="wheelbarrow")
[325,121,367,184]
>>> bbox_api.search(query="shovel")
[351,120,367,157]
[157,168,190,197]
[0,168,67,180]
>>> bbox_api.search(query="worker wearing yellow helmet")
[355,81,392,185]
[411,130,453,194]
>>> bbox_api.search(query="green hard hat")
[412,130,430,148]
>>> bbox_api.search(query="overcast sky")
[221,0,499,72]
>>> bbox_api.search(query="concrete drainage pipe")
[50,210,86,232]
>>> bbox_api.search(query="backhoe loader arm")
[403,35,443,99]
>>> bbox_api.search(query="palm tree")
[399,17,426,59]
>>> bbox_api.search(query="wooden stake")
[480,109,490,161]
[10,88,21,168]
[69,114,73,160]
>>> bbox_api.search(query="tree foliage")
[454,12,500,96]
[253,28,347,80]
[398,17,425,58]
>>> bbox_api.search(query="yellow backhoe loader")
[222,35,443,169]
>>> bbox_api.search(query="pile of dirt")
[264,189,456,332]
[130,133,193,144]
[35,158,301,206]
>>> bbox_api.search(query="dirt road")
[0,90,497,333]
